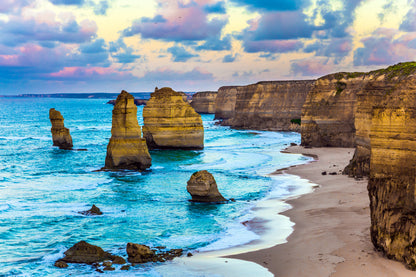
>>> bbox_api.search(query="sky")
[0,0,415,94]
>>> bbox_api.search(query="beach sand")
[228,146,416,277]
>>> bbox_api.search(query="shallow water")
[0,98,310,276]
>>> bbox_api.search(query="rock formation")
[187,170,226,202]
[126,243,183,264]
[190,91,217,114]
[365,63,416,269]
[301,73,364,147]
[103,90,151,171]
[49,108,73,150]
[79,204,103,216]
[142,87,204,150]
[107,99,148,106]
[230,81,314,131]
[214,86,240,122]
[56,241,125,265]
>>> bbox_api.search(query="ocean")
[0,98,312,276]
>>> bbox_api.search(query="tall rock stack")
[104,90,151,171]
[49,108,73,150]
[143,87,204,150]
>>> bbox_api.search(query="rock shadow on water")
[150,149,203,164]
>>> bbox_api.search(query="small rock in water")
[54,260,68,268]
[103,266,115,271]
[120,265,130,270]
[57,241,123,265]
[290,142,297,146]
[79,204,103,216]
[321,171,327,175]
[186,170,227,203]
[329,172,337,175]
[187,252,193,257]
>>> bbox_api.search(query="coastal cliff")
[214,86,239,122]
[301,73,365,147]
[190,91,217,114]
[142,87,204,150]
[103,90,151,171]
[49,108,73,150]
[229,81,314,131]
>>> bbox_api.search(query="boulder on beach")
[103,90,151,171]
[49,108,73,150]
[142,87,204,150]
[56,241,124,265]
[186,170,227,203]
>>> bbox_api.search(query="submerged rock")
[49,108,73,150]
[143,87,204,150]
[79,204,102,216]
[56,241,124,265]
[103,90,151,171]
[186,170,226,202]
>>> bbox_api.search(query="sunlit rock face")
[104,90,151,171]
[301,73,365,147]
[49,108,73,150]
[186,170,226,203]
[142,87,204,150]
[190,91,217,114]
[214,86,240,123]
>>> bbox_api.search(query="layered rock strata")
[190,91,217,114]
[368,107,416,270]
[214,86,239,122]
[103,90,151,171]
[187,170,226,202]
[229,81,314,131]
[301,73,365,147]
[142,87,204,150]
[49,108,73,150]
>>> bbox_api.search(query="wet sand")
[228,146,416,277]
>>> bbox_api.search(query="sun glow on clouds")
[0,0,415,93]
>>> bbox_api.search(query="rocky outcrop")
[229,81,314,131]
[214,86,240,122]
[142,87,204,150]
[366,63,416,269]
[187,170,226,202]
[301,73,366,147]
[56,241,125,265]
[79,204,102,216]
[126,243,183,264]
[190,91,217,114]
[107,99,148,106]
[103,90,151,171]
[49,108,73,150]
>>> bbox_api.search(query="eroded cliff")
[143,87,204,150]
[49,108,73,150]
[103,90,151,171]
[190,91,217,114]
[214,86,239,122]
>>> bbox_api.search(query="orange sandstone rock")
[49,108,73,150]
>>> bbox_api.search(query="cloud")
[400,4,416,32]
[353,29,416,66]
[229,0,308,11]
[167,45,198,62]
[291,57,334,76]
[0,0,32,13]
[122,1,228,42]
[93,0,109,15]
[140,67,214,82]
[204,1,226,14]
[222,53,238,63]
[48,66,135,81]
[195,34,231,51]
[243,39,303,53]
[109,38,141,63]
[304,37,352,63]
[0,15,97,47]
[50,0,84,5]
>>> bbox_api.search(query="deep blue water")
[0,98,310,276]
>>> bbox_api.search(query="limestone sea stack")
[49,108,73,150]
[187,170,226,202]
[103,90,151,171]
[142,87,204,150]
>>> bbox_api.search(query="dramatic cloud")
[50,0,84,5]
[109,38,141,64]
[229,0,308,11]
[0,0,32,13]
[304,37,352,63]
[291,57,334,76]
[0,16,97,47]
[353,29,416,66]
[204,1,226,14]
[140,67,214,82]
[168,45,198,62]
[400,3,416,32]
[122,1,228,41]
[48,66,135,81]
[222,53,238,63]
[195,34,231,51]
[243,39,303,53]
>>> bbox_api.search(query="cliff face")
[190,91,217,114]
[104,90,151,171]
[214,86,239,122]
[142,87,204,150]
[229,81,314,131]
[301,73,366,147]
[49,108,73,150]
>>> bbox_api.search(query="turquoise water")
[0,98,310,276]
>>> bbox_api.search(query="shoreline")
[227,146,416,277]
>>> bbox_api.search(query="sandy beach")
[229,146,416,277]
